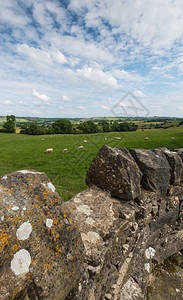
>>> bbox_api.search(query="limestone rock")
[0,170,85,300]
[175,148,183,181]
[86,145,141,200]
[156,148,183,185]
[64,186,137,300]
[130,149,170,196]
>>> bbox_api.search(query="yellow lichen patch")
[27,178,32,181]
[0,229,11,252]
[7,205,13,210]
[31,259,36,264]
[35,195,39,199]
[40,212,45,217]
[34,203,38,209]
[45,291,48,296]
[50,199,54,206]
[12,244,18,252]
[68,218,72,222]
[66,227,70,230]
[58,224,61,228]
[55,245,61,253]
[63,214,67,218]
[53,217,59,225]
[43,263,50,270]
[12,285,22,299]
[25,273,31,279]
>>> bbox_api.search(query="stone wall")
[0,146,183,300]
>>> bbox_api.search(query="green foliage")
[52,119,72,134]
[77,121,98,133]
[111,121,138,132]
[3,115,16,133]
[20,122,47,135]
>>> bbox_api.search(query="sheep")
[62,148,68,153]
[171,137,175,141]
[45,148,53,153]
[78,145,84,150]
[144,137,149,140]
[104,137,107,140]
[115,137,121,140]
[83,140,87,143]
[42,138,44,141]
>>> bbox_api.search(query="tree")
[20,122,47,135]
[52,119,72,134]
[77,121,98,133]
[101,120,110,132]
[3,115,16,133]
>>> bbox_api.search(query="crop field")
[0,126,183,201]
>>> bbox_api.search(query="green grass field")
[0,127,182,200]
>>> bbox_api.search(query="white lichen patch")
[73,196,82,204]
[2,175,7,180]
[47,182,56,192]
[76,205,93,216]
[81,231,100,244]
[16,221,32,240]
[145,247,156,259]
[1,215,4,222]
[46,218,53,228]
[144,263,150,273]
[85,217,95,225]
[23,207,26,211]
[11,206,19,211]
[17,170,42,174]
[11,249,31,275]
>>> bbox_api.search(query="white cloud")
[62,95,71,102]
[77,106,86,110]
[50,47,68,64]
[0,100,12,105]
[102,105,110,110]
[76,66,118,89]
[32,89,50,103]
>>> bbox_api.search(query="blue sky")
[0,0,183,118]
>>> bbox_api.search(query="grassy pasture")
[0,127,182,201]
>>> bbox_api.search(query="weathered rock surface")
[130,148,170,196]
[175,148,183,181]
[86,145,141,200]
[0,170,85,300]
[155,148,183,185]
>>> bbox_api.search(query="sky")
[1,0,183,118]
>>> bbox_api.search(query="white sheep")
[115,137,121,140]
[45,148,53,153]
[78,145,84,150]
[62,148,68,153]
[104,137,107,140]
[144,137,149,140]
[83,140,87,143]
[171,137,175,141]
[42,138,44,141]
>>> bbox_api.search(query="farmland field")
[0,126,183,201]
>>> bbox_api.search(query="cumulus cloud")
[0,100,13,105]
[62,95,71,102]
[76,66,118,89]
[32,89,50,103]
[77,106,86,110]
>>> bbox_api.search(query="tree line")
[0,115,138,135]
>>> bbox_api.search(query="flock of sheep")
[44,136,175,153]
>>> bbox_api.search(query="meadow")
[0,126,183,201]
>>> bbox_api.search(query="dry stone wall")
[0,146,183,300]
